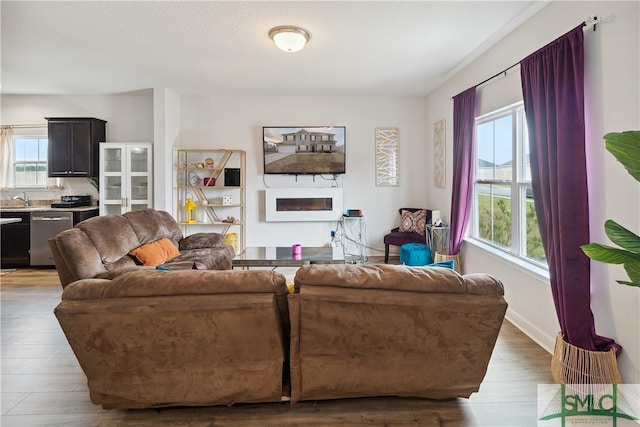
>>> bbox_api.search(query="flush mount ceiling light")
[269,26,310,52]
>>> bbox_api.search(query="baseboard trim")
[505,308,556,354]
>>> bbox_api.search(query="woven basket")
[551,332,621,385]
[433,251,462,274]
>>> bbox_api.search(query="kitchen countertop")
[0,206,99,213]
[0,218,22,225]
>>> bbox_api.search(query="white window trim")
[471,101,548,270]
[464,236,550,282]
[13,135,48,189]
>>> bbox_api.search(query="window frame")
[13,135,49,188]
[469,101,547,271]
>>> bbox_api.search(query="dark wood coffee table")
[233,246,345,268]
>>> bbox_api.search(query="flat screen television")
[263,126,346,175]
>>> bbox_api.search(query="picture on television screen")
[263,126,346,175]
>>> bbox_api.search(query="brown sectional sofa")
[49,208,235,288]
[53,238,507,409]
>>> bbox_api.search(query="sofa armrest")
[179,232,228,250]
[49,228,108,288]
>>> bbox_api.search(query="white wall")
[153,88,181,212]
[424,1,640,384]
[177,95,429,253]
[2,92,431,257]
[1,92,154,200]
[1,92,154,141]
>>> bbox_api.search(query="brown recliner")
[49,208,235,288]
[288,263,507,404]
[55,269,290,409]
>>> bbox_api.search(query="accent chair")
[383,208,432,263]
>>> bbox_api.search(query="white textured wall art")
[434,119,445,188]
[375,127,399,187]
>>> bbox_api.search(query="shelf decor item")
[189,171,202,186]
[225,232,238,254]
[184,198,198,224]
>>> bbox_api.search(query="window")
[472,102,546,267]
[14,136,48,187]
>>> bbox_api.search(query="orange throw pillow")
[129,238,180,267]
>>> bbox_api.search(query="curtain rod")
[1,124,48,129]
[474,62,520,89]
[453,17,599,98]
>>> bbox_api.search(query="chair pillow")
[398,209,427,235]
[129,238,180,267]
[425,260,455,269]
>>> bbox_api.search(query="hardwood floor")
[1,268,553,427]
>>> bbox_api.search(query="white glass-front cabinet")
[176,149,246,254]
[99,143,153,215]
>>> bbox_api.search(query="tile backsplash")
[1,178,99,202]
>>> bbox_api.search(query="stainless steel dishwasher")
[30,211,73,266]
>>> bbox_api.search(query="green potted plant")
[87,177,99,192]
[581,130,640,287]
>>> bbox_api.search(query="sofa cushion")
[95,266,154,280]
[76,215,140,264]
[179,232,228,251]
[129,238,180,266]
[123,209,183,245]
[169,246,235,270]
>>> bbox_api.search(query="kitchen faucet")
[12,191,29,207]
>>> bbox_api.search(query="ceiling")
[1,1,547,97]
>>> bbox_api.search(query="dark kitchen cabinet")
[0,212,31,267]
[0,208,98,268]
[47,118,107,178]
[73,209,98,225]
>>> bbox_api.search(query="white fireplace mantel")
[265,188,343,222]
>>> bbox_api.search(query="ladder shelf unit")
[176,149,246,254]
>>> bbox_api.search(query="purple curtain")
[449,87,477,255]
[520,26,620,353]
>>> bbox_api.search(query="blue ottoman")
[400,243,431,266]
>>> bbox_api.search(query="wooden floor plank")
[1,268,554,426]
